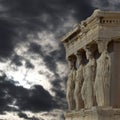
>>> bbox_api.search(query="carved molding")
[61,9,120,58]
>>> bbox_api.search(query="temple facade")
[61,9,120,120]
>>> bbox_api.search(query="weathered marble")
[61,9,120,120]
[66,60,76,110]
[94,41,111,107]
[65,107,120,120]
[61,9,120,58]
[81,46,96,108]
[74,52,84,110]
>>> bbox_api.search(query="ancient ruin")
[61,9,120,120]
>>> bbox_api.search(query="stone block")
[65,107,120,120]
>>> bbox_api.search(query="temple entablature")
[61,9,120,59]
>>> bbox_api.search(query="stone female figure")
[94,41,111,106]
[74,53,84,110]
[81,47,96,108]
[66,60,76,110]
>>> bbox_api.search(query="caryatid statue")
[94,41,111,107]
[74,51,84,110]
[66,57,76,110]
[81,45,96,108]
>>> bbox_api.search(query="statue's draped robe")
[66,68,76,110]
[74,65,84,110]
[94,51,111,106]
[81,59,96,108]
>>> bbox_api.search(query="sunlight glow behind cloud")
[2,0,120,119]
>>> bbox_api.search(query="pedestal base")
[65,107,120,120]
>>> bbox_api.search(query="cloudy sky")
[0,0,120,119]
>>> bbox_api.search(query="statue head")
[76,49,85,65]
[76,53,82,66]
[97,41,108,53]
[68,55,76,70]
[84,45,94,60]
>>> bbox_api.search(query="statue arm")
[106,55,111,87]
[100,54,111,90]
[73,70,76,81]
[91,60,96,82]
[80,66,84,83]
[108,55,111,71]
[81,67,85,100]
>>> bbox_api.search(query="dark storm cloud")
[99,0,110,7]
[92,0,120,11]
[51,75,67,109]
[0,0,99,115]
[10,53,35,69]
[1,0,94,27]
[0,1,95,106]
[29,42,43,56]
[43,54,57,72]
[0,0,95,58]
[18,112,42,120]
[63,0,95,20]
[11,54,23,66]
[25,60,34,69]
[29,42,58,72]
[1,0,94,17]
[19,85,58,112]
[29,42,66,72]
[0,71,60,113]
[29,41,67,108]
[0,18,17,58]
[0,72,16,113]
[49,43,66,63]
